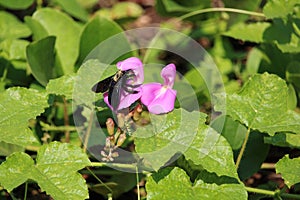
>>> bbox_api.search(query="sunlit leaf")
[26,36,56,86]
[0,142,91,199]
[215,73,300,136]
[263,0,300,19]
[54,0,89,21]
[276,155,300,188]
[146,167,247,200]
[0,87,48,146]
[0,0,34,9]
[32,8,81,74]
[0,11,31,42]
[46,74,76,99]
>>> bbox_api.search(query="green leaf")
[0,152,34,191]
[155,0,209,15]
[74,59,117,107]
[276,155,300,188]
[0,87,49,146]
[134,109,238,178]
[237,131,270,180]
[0,39,29,60]
[0,141,24,156]
[223,22,271,43]
[26,36,56,86]
[134,109,204,171]
[215,73,300,136]
[263,0,300,19]
[24,16,48,41]
[46,74,76,99]
[54,0,89,21]
[0,142,91,199]
[32,8,81,74]
[78,16,127,64]
[96,2,143,20]
[264,132,300,149]
[286,61,300,89]
[146,167,247,200]
[0,11,31,42]
[0,0,33,9]
[211,115,247,150]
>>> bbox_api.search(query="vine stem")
[23,182,28,200]
[136,166,140,200]
[235,127,251,169]
[63,98,70,143]
[83,112,94,153]
[245,187,300,199]
[86,167,113,197]
[178,7,265,21]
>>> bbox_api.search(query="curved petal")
[147,88,177,114]
[161,63,176,88]
[103,92,113,110]
[117,57,144,84]
[118,88,142,110]
[140,83,162,106]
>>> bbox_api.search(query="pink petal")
[118,88,142,109]
[103,92,113,110]
[147,88,177,114]
[140,83,162,106]
[117,57,144,84]
[161,64,176,88]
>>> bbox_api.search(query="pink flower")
[141,64,177,114]
[104,57,144,111]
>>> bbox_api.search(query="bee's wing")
[91,75,114,93]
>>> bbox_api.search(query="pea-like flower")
[103,57,144,111]
[141,64,177,114]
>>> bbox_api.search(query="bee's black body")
[92,70,139,110]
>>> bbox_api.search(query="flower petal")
[147,88,177,114]
[140,83,162,106]
[117,57,144,84]
[118,87,142,110]
[161,63,176,88]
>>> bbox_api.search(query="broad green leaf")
[155,0,209,15]
[263,0,300,19]
[236,131,270,180]
[96,2,143,20]
[0,142,91,199]
[211,115,247,150]
[78,16,126,64]
[24,17,48,41]
[0,87,48,146]
[0,152,34,191]
[223,22,271,43]
[26,36,56,86]
[146,167,247,200]
[0,39,29,60]
[215,73,300,136]
[77,0,97,8]
[184,124,238,178]
[0,141,24,156]
[264,132,300,149]
[276,155,300,188]
[245,48,264,76]
[0,11,31,42]
[134,109,238,178]
[54,0,88,21]
[287,84,297,110]
[0,0,34,9]
[286,61,300,88]
[74,59,117,107]
[46,74,76,99]
[32,8,81,74]
[134,109,203,171]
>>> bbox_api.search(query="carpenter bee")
[92,70,140,110]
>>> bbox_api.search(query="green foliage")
[0,87,48,146]
[0,0,300,199]
[276,155,300,188]
[146,167,247,200]
[215,73,300,136]
[0,142,91,199]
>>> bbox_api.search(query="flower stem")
[23,182,28,200]
[178,7,265,21]
[235,127,251,169]
[136,166,140,200]
[63,98,70,143]
[245,187,300,199]
[83,112,94,153]
[86,167,113,195]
